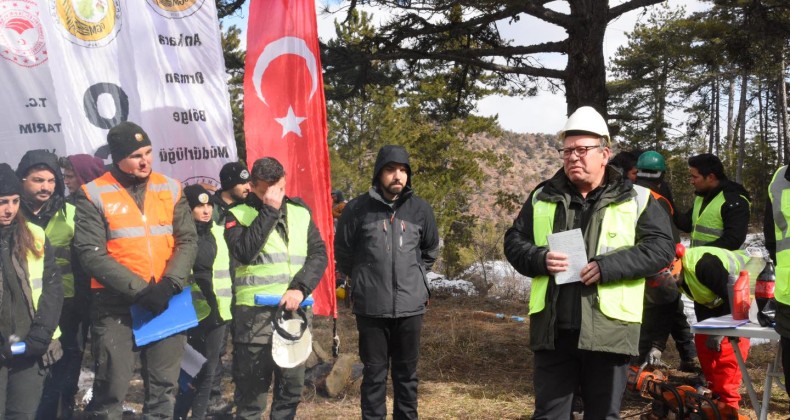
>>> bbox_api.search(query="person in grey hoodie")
[335,145,439,420]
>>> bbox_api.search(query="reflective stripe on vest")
[82,172,180,289]
[27,223,60,340]
[769,166,790,305]
[44,203,75,298]
[679,246,748,308]
[690,193,726,247]
[192,224,233,321]
[529,185,650,323]
[229,202,311,306]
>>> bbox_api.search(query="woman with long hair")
[0,162,63,418]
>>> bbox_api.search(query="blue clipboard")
[131,286,198,347]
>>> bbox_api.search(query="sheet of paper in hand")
[547,229,588,285]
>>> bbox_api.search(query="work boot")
[679,358,701,373]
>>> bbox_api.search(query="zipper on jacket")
[400,221,405,248]
[389,211,397,317]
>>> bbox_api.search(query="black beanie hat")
[183,184,211,210]
[107,121,152,163]
[0,163,21,197]
[219,162,250,191]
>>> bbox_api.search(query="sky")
[225,0,709,135]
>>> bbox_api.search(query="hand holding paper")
[545,251,569,274]
[547,229,588,285]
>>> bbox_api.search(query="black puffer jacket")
[334,146,440,318]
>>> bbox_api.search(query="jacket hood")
[68,154,106,186]
[16,149,65,197]
[372,145,412,189]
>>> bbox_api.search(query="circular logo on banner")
[51,0,121,47]
[0,0,47,67]
[146,0,205,19]
[182,176,220,192]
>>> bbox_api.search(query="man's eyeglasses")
[556,144,602,158]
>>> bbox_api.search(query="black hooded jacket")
[16,149,67,229]
[334,145,440,318]
[674,179,750,250]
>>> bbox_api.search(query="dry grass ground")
[76,295,789,419]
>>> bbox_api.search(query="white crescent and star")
[274,106,307,138]
[252,36,318,138]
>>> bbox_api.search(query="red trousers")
[694,334,750,408]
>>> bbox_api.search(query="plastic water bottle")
[755,259,776,312]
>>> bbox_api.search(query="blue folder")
[254,294,314,307]
[131,286,198,347]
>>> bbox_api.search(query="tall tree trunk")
[780,54,789,164]
[758,80,764,149]
[778,88,784,164]
[564,0,608,117]
[736,70,748,183]
[727,75,736,152]
[780,83,784,165]
[715,76,721,155]
[708,82,715,153]
[655,62,667,149]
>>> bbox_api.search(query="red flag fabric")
[244,0,336,317]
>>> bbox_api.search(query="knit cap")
[219,162,250,191]
[0,163,21,197]
[107,121,152,163]
[183,184,211,210]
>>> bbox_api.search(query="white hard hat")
[271,307,312,368]
[559,106,610,144]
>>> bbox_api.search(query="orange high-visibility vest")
[649,190,674,215]
[82,172,181,289]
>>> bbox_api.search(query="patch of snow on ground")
[426,271,477,296]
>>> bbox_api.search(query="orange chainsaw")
[626,363,748,420]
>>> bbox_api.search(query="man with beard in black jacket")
[674,153,750,250]
[15,150,84,420]
[335,145,440,420]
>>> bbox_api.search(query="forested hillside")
[466,131,560,221]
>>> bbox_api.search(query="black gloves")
[24,327,52,358]
[200,306,223,329]
[0,342,12,364]
[135,277,178,315]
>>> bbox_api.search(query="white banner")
[33,0,235,186]
[131,0,236,188]
[0,0,65,166]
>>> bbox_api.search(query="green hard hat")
[637,151,666,171]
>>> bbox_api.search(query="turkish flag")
[244,0,336,317]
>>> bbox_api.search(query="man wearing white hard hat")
[504,106,675,419]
